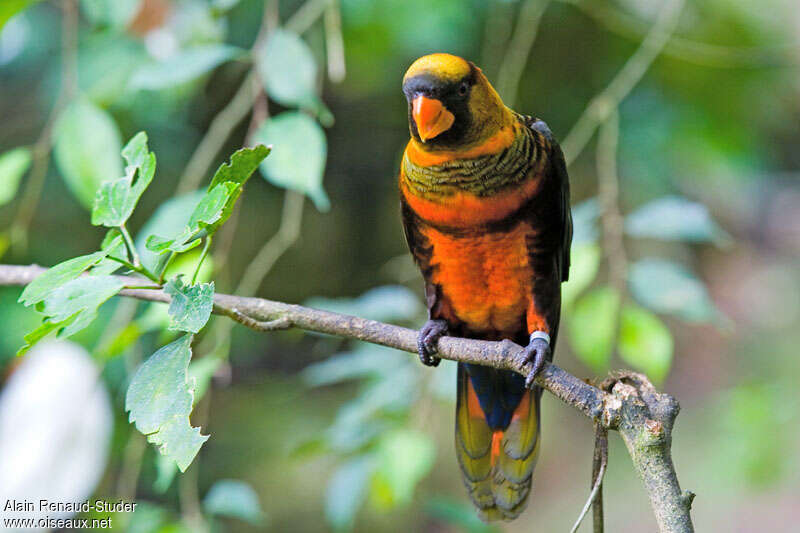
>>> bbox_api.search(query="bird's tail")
[455,363,540,521]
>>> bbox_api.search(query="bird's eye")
[458,82,469,96]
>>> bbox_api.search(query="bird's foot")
[417,319,447,367]
[522,331,551,388]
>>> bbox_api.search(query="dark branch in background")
[0,263,694,532]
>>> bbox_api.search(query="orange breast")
[424,221,534,335]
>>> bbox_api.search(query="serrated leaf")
[19,251,109,306]
[257,29,331,123]
[561,243,601,308]
[305,285,422,323]
[204,479,265,525]
[19,276,125,355]
[0,147,31,206]
[146,145,269,253]
[125,334,208,472]
[567,286,620,372]
[255,112,329,210]
[618,304,673,383]
[136,191,205,272]
[325,456,375,531]
[130,44,243,91]
[629,258,718,322]
[625,196,730,244]
[371,430,435,508]
[164,277,214,333]
[92,131,156,227]
[53,98,123,209]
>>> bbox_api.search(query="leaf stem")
[107,256,161,284]
[158,251,177,284]
[119,224,142,267]
[192,237,212,285]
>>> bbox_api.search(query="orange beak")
[412,95,455,142]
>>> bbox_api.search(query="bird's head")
[402,53,510,150]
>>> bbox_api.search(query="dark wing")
[400,194,441,315]
[530,118,573,282]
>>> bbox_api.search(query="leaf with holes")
[19,251,109,306]
[125,335,208,472]
[19,275,125,355]
[92,131,156,227]
[164,276,214,333]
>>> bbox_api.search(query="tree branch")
[0,263,694,532]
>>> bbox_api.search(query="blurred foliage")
[0,0,798,531]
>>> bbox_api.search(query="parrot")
[398,53,573,521]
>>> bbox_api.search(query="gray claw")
[522,336,551,388]
[417,320,447,367]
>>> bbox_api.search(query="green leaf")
[567,286,620,372]
[80,0,141,29]
[19,275,125,355]
[91,230,130,276]
[257,29,331,124]
[92,131,156,227]
[164,276,214,333]
[0,0,43,31]
[561,243,601,308]
[136,191,205,272]
[255,112,329,210]
[305,286,422,323]
[146,145,270,253]
[203,479,265,525]
[628,258,719,322]
[37,276,125,336]
[125,335,208,472]
[618,304,674,383]
[130,44,244,91]
[325,456,375,531]
[625,196,730,245]
[53,98,123,209]
[0,147,32,206]
[19,251,109,306]
[371,429,435,508]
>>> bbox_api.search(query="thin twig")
[570,422,607,533]
[494,0,551,107]
[561,0,685,165]
[592,424,608,533]
[324,0,346,82]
